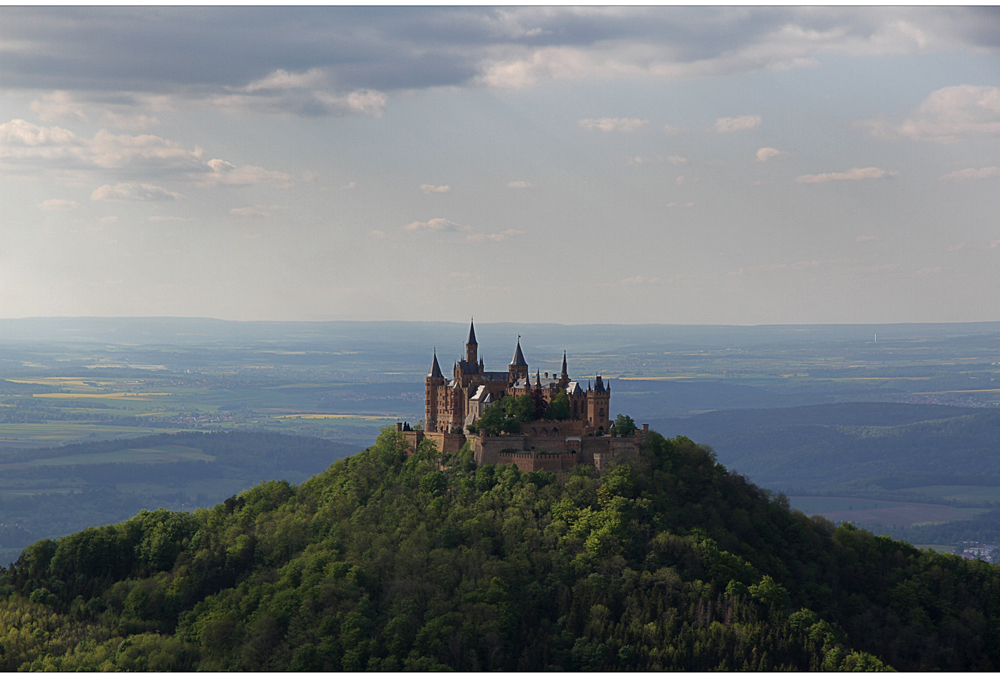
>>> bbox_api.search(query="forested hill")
[2,429,999,671]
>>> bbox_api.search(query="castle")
[400,320,647,473]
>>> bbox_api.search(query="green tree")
[613,413,637,436]
[545,391,572,420]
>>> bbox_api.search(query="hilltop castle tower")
[424,320,612,434]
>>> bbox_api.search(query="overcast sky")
[2,6,999,325]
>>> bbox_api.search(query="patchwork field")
[789,496,986,528]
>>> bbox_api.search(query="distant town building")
[400,320,647,473]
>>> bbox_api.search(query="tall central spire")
[466,318,478,364]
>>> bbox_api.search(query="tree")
[613,414,637,436]
[545,392,571,421]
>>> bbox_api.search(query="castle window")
[540,428,548,436]
[599,408,604,418]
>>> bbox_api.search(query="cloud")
[947,242,968,251]
[30,91,87,123]
[465,229,523,243]
[230,206,268,219]
[197,159,293,188]
[342,181,357,190]
[211,69,388,118]
[403,217,465,233]
[621,275,661,285]
[939,166,999,180]
[756,147,789,161]
[856,235,876,242]
[91,182,181,201]
[0,119,204,175]
[3,7,995,105]
[39,199,80,211]
[715,115,761,133]
[507,180,532,189]
[578,117,647,132]
[370,229,389,239]
[795,167,897,183]
[667,155,687,164]
[148,216,191,222]
[863,85,1000,143]
[420,184,451,194]
[663,123,685,136]
[989,240,1000,249]
[675,176,686,185]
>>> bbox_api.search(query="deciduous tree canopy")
[1,427,998,670]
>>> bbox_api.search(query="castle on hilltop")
[400,320,647,473]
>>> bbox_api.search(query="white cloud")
[578,117,648,132]
[667,155,687,164]
[101,112,160,131]
[100,216,118,225]
[989,240,1000,249]
[621,275,661,285]
[370,230,389,240]
[756,147,789,162]
[864,85,1000,143]
[420,184,451,194]
[947,242,968,251]
[663,123,685,136]
[403,217,465,233]
[197,159,293,188]
[0,119,203,174]
[465,229,523,243]
[507,180,532,189]
[148,216,191,222]
[795,167,897,183]
[939,166,999,180]
[91,182,181,201]
[675,176,686,185]
[39,199,80,211]
[211,68,387,118]
[230,206,268,219]
[715,115,761,133]
[342,181,357,190]
[30,91,87,123]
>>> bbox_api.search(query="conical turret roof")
[510,337,527,367]
[467,318,478,346]
[428,350,443,379]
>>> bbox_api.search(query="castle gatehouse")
[400,320,647,472]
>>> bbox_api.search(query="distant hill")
[649,402,1000,493]
[3,429,1000,670]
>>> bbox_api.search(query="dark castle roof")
[510,339,528,367]
[428,351,443,379]
[467,319,478,346]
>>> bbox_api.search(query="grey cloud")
[1,7,995,106]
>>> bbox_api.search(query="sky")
[1,6,999,325]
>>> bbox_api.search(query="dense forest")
[2,428,1000,670]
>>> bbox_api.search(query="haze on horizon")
[1,6,998,326]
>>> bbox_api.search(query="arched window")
[540,428,548,436]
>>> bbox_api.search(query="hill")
[2,428,1000,670]
[0,431,360,566]
[651,402,999,494]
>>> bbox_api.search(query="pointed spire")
[561,351,568,378]
[510,335,527,367]
[535,369,541,387]
[467,318,478,346]
[428,349,443,379]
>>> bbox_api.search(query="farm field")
[788,496,986,528]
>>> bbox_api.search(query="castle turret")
[466,318,478,364]
[560,351,569,388]
[587,375,611,432]
[509,336,528,385]
[425,349,445,432]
